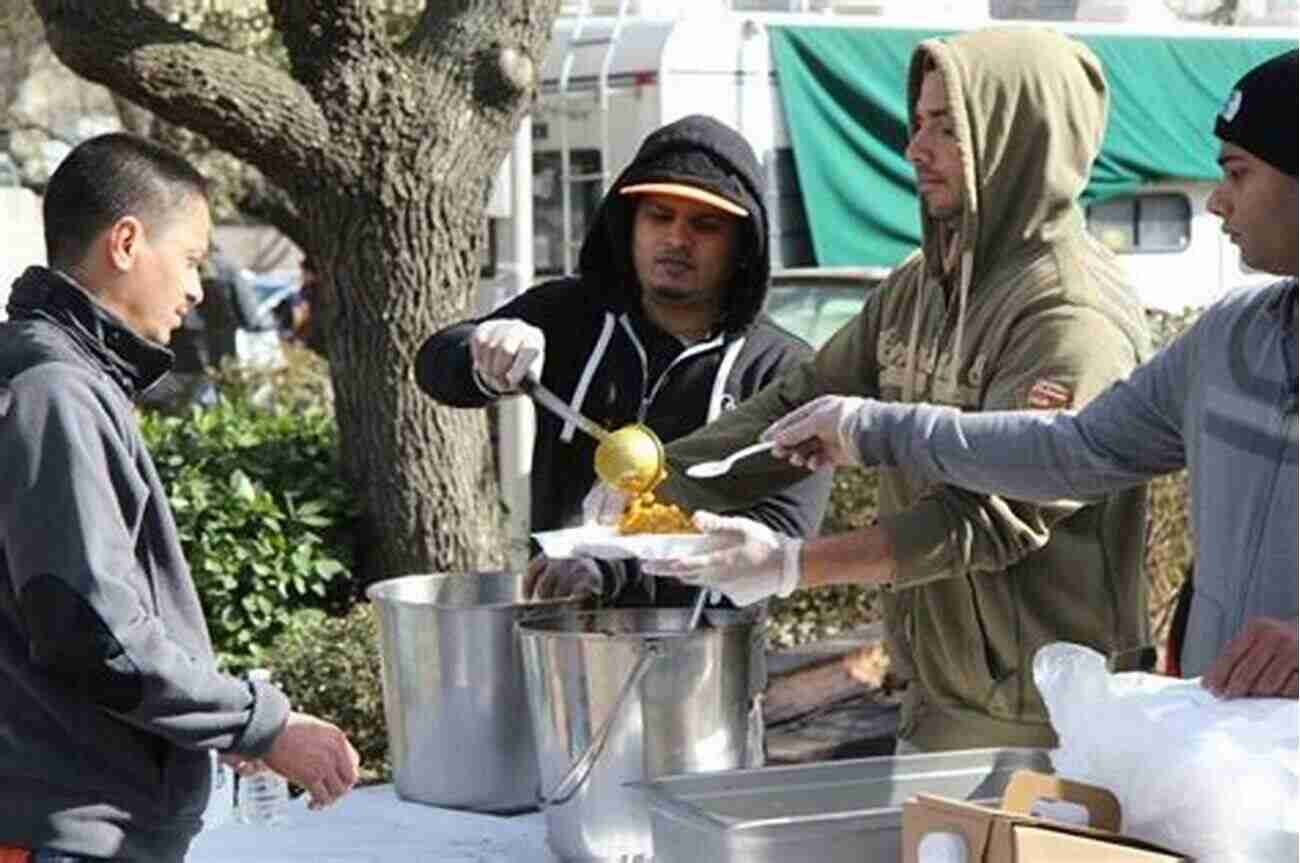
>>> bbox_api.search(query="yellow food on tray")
[618,491,699,535]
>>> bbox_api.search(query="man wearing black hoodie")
[415,114,831,605]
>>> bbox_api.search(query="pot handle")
[538,639,665,808]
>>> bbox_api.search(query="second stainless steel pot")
[367,572,582,813]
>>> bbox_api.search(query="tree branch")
[235,172,306,251]
[31,0,328,188]
[266,0,385,91]
[3,117,78,146]
[405,1,557,111]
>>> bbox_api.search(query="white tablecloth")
[187,785,559,863]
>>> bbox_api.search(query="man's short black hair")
[42,132,209,269]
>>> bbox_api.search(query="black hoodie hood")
[576,114,771,334]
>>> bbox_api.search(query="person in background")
[283,256,326,355]
[200,245,264,365]
[0,132,360,863]
[415,114,831,607]
[605,28,1155,754]
[147,246,264,410]
[747,49,1298,700]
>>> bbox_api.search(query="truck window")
[766,270,885,348]
[767,285,866,347]
[534,149,602,275]
[990,0,1080,19]
[1086,192,1191,254]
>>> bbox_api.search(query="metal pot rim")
[516,607,754,639]
[365,571,583,611]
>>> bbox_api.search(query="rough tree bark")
[31,0,560,580]
[1,0,45,119]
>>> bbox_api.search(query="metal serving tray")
[632,746,1051,863]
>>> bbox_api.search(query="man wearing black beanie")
[1208,49,1298,277]
[740,48,1299,701]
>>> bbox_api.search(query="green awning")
[769,26,1297,267]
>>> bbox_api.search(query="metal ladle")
[519,376,665,495]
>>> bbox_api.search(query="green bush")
[214,342,336,417]
[767,466,882,648]
[140,376,357,673]
[262,605,390,784]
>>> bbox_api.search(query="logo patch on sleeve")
[1025,378,1073,409]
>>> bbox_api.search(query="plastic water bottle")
[237,668,290,826]
[201,750,235,830]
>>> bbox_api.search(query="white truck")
[516,2,1294,325]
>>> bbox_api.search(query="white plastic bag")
[1033,642,1299,863]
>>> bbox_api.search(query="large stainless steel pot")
[366,572,582,813]
[519,606,765,862]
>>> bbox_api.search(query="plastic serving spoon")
[685,440,777,479]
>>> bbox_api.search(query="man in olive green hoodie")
[627,28,1154,752]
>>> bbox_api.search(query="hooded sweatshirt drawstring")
[950,249,973,397]
[561,312,617,443]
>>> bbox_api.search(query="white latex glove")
[582,481,632,526]
[641,511,802,607]
[524,554,604,599]
[470,318,545,393]
[761,394,869,470]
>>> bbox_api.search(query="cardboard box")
[901,770,1190,862]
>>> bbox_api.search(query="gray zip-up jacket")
[851,280,1298,677]
[0,268,290,862]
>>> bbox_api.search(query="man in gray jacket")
[0,133,360,862]
[749,50,1298,700]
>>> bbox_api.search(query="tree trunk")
[31,0,561,582]
[314,191,504,581]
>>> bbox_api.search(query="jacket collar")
[6,266,174,398]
